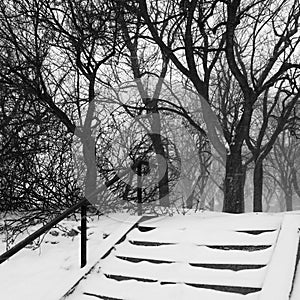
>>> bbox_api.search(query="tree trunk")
[291,167,300,199]
[186,194,193,209]
[253,159,263,212]
[223,150,245,213]
[149,132,170,207]
[285,192,293,211]
[147,100,170,207]
[82,134,97,205]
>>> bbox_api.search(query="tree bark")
[253,159,263,212]
[148,131,170,207]
[285,192,293,211]
[119,14,170,207]
[82,82,97,205]
[291,167,300,199]
[144,97,169,207]
[223,149,245,213]
[82,134,97,205]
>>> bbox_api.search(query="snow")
[65,212,283,300]
[114,240,273,264]
[259,214,300,300]
[0,213,135,300]
[291,257,300,300]
[140,212,283,230]
[70,276,261,300]
[100,255,267,287]
[1,211,300,300]
[127,227,279,245]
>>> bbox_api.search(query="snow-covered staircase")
[62,213,300,300]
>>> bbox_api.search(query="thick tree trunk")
[186,194,193,209]
[285,191,293,211]
[149,132,170,207]
[147,100,170,207]
[223,150,245,213]
[253,160,263,212]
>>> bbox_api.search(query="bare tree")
[0,0,121,209]
[265,130,300,211]
[129,0,300,213]
[117,8,171,206]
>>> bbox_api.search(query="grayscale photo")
[0,0,300,299]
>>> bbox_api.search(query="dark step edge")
[104,273,157,283]
[137,226,156,232]
[115,256,267,271]
[190,263,266,271]
[136,227,277,235]
[83,292,123,300]
[99,275,261,296]
[128,240,176,246]
[236,229,277,235]
[116,255,174,264]
[185,282,261,295]
[206,245,272,251]
[127,241,271,251]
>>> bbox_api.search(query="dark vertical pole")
[81,202,87,268]
[137,163,142,216]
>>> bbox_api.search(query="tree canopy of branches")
[1,0,300,218]
[128,0,300,212]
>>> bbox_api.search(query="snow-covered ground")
[0,213,133,300]
[0,211,300,300]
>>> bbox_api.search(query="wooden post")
[81,202,87,268]
[137,163,142,216]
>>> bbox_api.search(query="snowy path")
[0,213,138,300]
[1,212,299,300]
[63,213,300,300]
